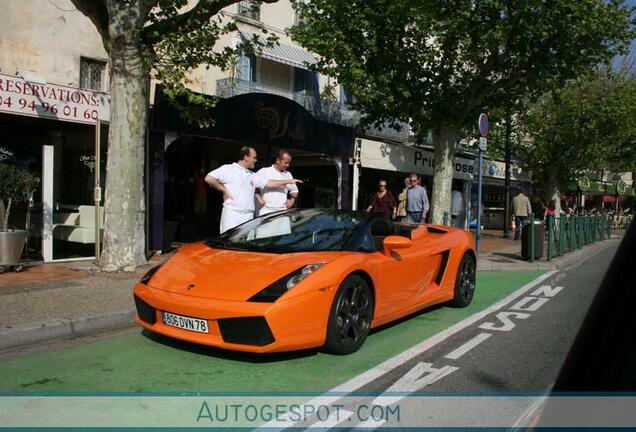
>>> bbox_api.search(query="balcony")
[216,78,359,127]
[216,78,410,141]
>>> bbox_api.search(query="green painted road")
[0,271,544,393]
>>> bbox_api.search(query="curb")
[477,237,619,272]
[0,310,136,352]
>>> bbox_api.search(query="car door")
[373,229,449,320]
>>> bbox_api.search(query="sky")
[628,0,636,58]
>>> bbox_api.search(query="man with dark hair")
[205,147,302,233]
[255,149,299,215]
[405,173,429,223]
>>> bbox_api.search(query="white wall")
[0,0,107,88]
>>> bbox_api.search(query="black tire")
[324,275,374,355]
[451,253,476,307]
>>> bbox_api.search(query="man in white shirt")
[205,147,302,233]
[255,150,299,215]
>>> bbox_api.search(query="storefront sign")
[80,155,96,173]
[255,103,306,143]
[0,147,14,162]
[485,160,530,181]
[0,73,109,125]
[359,139,530,181]
[359,138,474,180]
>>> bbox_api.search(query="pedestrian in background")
[510,187,532,240]
[396,177,410,220]
[367,179,397,219]
[405,173,429,223]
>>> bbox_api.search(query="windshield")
[206,209,369,253]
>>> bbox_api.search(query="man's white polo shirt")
[256,165,298,213]
[207,163,267,213]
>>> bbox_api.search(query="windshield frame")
[205,209,373,254]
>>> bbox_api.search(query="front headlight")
[249,263,325,303]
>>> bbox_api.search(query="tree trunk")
[0,198,10,231]
[430,126,459,225]
[98,6,148,271]
[544,171,562,215]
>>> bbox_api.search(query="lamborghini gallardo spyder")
[133,209,476,354]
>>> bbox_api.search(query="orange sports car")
[134,209,476,354]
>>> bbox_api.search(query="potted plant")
[0,164,39,272]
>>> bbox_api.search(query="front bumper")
[133,283,333,353]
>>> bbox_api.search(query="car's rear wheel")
[451,253,476,307]
[324,275,374,355]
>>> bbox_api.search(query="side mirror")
[383,235,412,252]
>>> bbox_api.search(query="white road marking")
[510,297,549,312]
[444,332,492,360]
[373,362,459,406]
[259,270,559,430]
[530,285,565,297]
[479,311,530,332]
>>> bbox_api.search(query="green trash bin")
[521,220,545,260]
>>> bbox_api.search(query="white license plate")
[162,311,209,334]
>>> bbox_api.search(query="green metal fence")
[545,214,614,261]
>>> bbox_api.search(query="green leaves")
[520,68,636,188]
[0,164,39,203]
[289,0,634,136]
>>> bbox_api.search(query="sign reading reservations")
[0,73,110,124]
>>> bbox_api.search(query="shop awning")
[566,180,610,194]
[240,31,316,70]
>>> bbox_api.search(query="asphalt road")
[273,242,620,429]
[361,243,617,393]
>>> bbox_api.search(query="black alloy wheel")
[324,275,374,355]
[451,253,476,307]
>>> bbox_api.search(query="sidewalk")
[0,233,622,353]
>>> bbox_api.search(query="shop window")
[238,0,260,21]
[79,57,107,92]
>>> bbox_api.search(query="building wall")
[186,0,335,100]
[0,0,107,88]
[0,0,341,105]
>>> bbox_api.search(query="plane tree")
[290,0,634,223]
[521,68,636,210]
[71,0,277,270]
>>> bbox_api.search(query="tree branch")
[142,0,278,45]
[69,0,110,44]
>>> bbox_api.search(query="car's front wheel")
[451,253,476,307]
[324,275,374,355]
